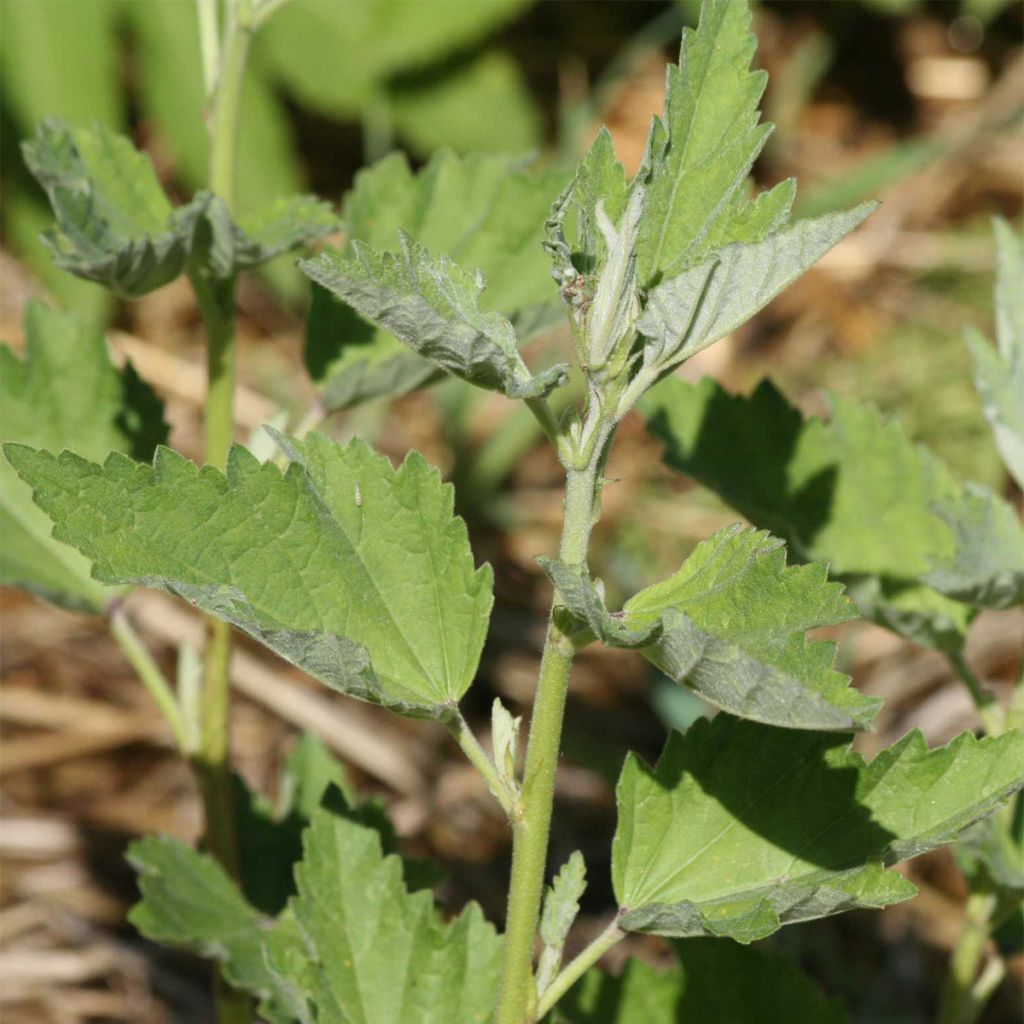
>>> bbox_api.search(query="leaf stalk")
[535,918,625,1020]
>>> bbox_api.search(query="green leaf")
[537,851,587,996]
[612,716,1024,942]
[301,231,567,400]
[924,483,1024,609]
[270,799,502,1024]
[637,204,875,374]
[0,301,167,611]
[305,150,566,409]
[128,835,300,1024]
[555,938,848,1024]
[5,433,493,718]
[626,526,877,730]
[545,526,877,732]
[22,118,207,298]
[966,218,1024,488]
[635,0,796,286]
[640,377,980,650]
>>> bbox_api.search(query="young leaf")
[545,526,878,732]
[637,204,875,375]
[634,0,796,286]
[555,938,848,1024]
[300,231,567,400]
[305,150,566,409]
[5,433,492,718]
[22,118,207,297]
[270,797,503,1024]
[0,301,167,611]
[491,698,522,791]
[965,218,1024,488]
[612,716,1024,943]
[640,377,984,650]
[537,851,587,997]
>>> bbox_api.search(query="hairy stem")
[496,441,607,1024]
[939,891,1003,1024]
[447,711,518,817]
[109,605,188,752]
[535,919,625,1021]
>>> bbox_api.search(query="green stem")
[496,445,606,1024]
[108,604,188,753]
[446,711,518,817]
[948,651,1004,736]
[536,919,624,1020]
[939,891,1002,1024]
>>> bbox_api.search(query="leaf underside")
[613,715,1024,943]
[5,433,492,718]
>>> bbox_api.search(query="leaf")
[0,301,167,611]
[544,527,877,732]
[270,798,502,1024]
[626,526,877,731]
[21,118,207,298]
[300,231,567,400]
[965,218,1024,488]
[305,149,566,409]
[537,851,587,996]
[634,0,796,286]
[555,938,848,1024]
[637,204,875,374]
[5,433,493,718]
[640,377,980,650]
[612,716,1024,942]
[924,483,1024,610]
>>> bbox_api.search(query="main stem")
[496,448,606,1024]
[939,891,1001,1024]
[194,8,253,1023]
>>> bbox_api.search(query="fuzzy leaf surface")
[271,799,502,1024]
[5,434,492,717]
[555,938,848,1023]
[966,218,1024,487]
[0,301,167,611]
[637,204,874,372]
[640,377,993,649]
[22,118,207,297]
[634,0,796,286]
[305,151,566,409]
[613,716,1024,942]
[623,525,876,730]
[301,231,566,400]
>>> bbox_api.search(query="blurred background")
[1,1,1022,1021]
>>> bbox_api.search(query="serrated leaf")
[537,851,587,996]
[271,798,502,1024]
[637,204,875,373]
[635,0,796,285]
[0,301,167,611]
[640,377,981,650]
[301,231,567,400]
[966,218,1024,488]
[555,938,848,1024]
[924,483,1024,609]
[305,150,566,409]
[5,433,492,718]
[612,716,1024,942]
[22,118,207,297]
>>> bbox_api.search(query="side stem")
[496,446,606,1024]
[535,919,624,1020]
[939,891,1003,1024]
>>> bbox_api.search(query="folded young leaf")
[640,378,989,650]
[270,797,502,1024]
[637,204,875,374]
[612,716,1024,943]
[305,150,566,409]
[301,231,567,399]
[5,433,493,718]
[965,218,1024,488]
[635,0,796,286]
[22,118,207,297]
[544,527,877,732]
[1,302,167,611]
[537,851,587,996]
[555,938,848,1024]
